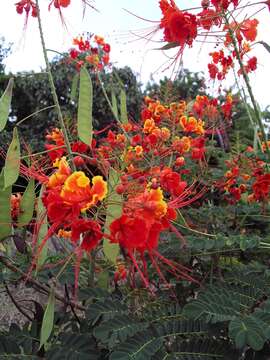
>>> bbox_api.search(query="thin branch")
[4,281,33,322]
[64,284,81,324]
[0,256,85,311]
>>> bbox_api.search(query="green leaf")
[111,90,119,119]
[86,299,128,323]
[40,288,55,348]
[183,284,257,323]
[94,315,144,348]
[4,127,20,188]
[46,333,99,360]
[0,169,12,240]
[36,186,48,269]
[110,320,207,360]
[0,334,21,356]
[103,168,122,263]
[120,89,128,124]
[0,78,13,131]
[78,67,93,145]
[229,317,265,351]
[70,72,79,102]
[157,42,179,51]
[17,178,35,226]
[79,287,109,302]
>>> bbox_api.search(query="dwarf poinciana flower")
[179,116,205,135]
[159,0,197,48]
[252,174,270,201]
[51,0,71,8]
[224,19,259,46]
[211,0,239,11]
[16,0,37,16]
[109,187,187,287]
[44,158,107,223]
[216,150,270,204]
[71,218,103,252]
[198,9,221,30]
[109,183,201,289]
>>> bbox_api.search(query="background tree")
[0,52,143,151]
[144,69,206,103]
[0,37,11,75]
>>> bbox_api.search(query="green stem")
[96,73,133,143]
[16,105,56,126]
[35,0,75,171]
[224,13,270,161]
[97,72,120,123]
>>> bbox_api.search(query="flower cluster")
[158,0,239,50]
[69,34,111,71]
[22,155,107,260]
[218,149,270,204]
[159,0,198,49]
[208,18,259,80]
[42,92,237,285]
[38,95,210,286]
[15,0,97,27]
[155,0,262,85]
[45,127,91,166]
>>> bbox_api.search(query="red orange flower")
[60,172,107,212]
[159,0,198,48]
[71,219,103,252]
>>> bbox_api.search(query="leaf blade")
[0,78,13,131]
[17,178,35,226]
[120,89,128,124]
[0,169,12,240]
[78,67,93,145]
[40,288,55,348]
[36,185,48,269]
[4,127,20,188]
[103,168,122,264]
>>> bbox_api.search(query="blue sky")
[1,0,270,108]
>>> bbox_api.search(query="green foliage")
[0,60,142,152]
[156,338,237,360]
[86,298,128,323]
[94,315,145,348]
[110,320,210,359]
[145,69,205,102]
[183,268,270,351]
[0,37,11,75]
[0,322,40,359]
[46,333,99,360]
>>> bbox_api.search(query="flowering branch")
[0,255,85,311]
[35,0,75,171]
[224,12,270,160]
